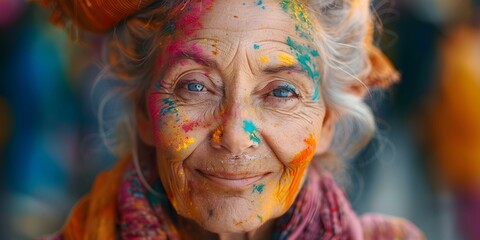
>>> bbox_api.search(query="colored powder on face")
[286,37,321,101]
[160,0,214,63]
[257,214,263,223]
[181,119,202,133]
[259,56,269,63]
[256,0,266,9]
[211,39,219,56]
[277,53,295,66]
[163,19,177,35]
[243,120,261,144]
[160,98,179,117]
[211,125,223,144]
[289,134,316,167]
[281,134,316,209]
[253,43,260,49]
[154,82,162,90]
[175,137,195,151]
[176,11,203,36]
[252,183,265,194]
[281,0,313,40]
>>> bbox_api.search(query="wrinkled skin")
[137,0,334,239]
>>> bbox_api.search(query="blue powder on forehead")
[163,19,177,35]
[286,36,321,101]
[256,0,266,9]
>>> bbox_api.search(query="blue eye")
[187,82,205,92]
[272,85,297,98]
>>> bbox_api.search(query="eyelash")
[270,85,300,98]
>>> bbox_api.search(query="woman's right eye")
[186,82,206,92]
[173,72,219,102]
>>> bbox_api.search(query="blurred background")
[0,0,479,239]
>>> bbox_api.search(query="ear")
[136,108,155,146]
[316,109,335,155]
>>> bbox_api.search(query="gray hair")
[97,0,379,171]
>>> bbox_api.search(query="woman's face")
[138,0,333,234]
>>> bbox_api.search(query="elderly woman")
[41,0,424,239]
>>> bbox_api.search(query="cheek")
[278,134,317,209]
[147,94,199,158]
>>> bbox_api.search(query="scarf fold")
[45,157,425,240]
[118,161,357,239]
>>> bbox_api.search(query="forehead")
[176,0,315,43]
[200,1,292,31]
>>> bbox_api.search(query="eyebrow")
[175,50,307,76]
[262,64,306,75]
[179,50,218,68]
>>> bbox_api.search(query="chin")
[180,193,271,234]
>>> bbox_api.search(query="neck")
[177,216,276,240]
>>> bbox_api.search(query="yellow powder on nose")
[175,137,195,151]
[259,56,269,63]
[243,109,249,118]
[211,125,223,144]
[277,53,295,66]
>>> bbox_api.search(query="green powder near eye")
[160,98,179,117]
[243,120,261,144]
[286,37,321,101]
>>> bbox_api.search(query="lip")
[196,169,270,189]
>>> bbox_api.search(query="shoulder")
[360,214,425,240]
[40,157,132,239]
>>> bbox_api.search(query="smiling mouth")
[196,169,270,189]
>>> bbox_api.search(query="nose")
[211,106,260,154]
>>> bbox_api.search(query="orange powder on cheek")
[279,134,316,209]
[211,125,223,144]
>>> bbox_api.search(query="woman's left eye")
[186,82,206,92]
[270,86,298,98]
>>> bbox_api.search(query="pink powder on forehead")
[158,0,215,65]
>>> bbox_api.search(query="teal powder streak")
[154,82,162,90]
[160,98,178,116]
[256,0,265,9]
[253,43,260,49]
[286,37,321,100]
[252,183,265,194]
[243,120,261,144]
[282,0,313,40]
